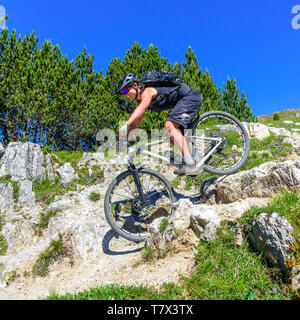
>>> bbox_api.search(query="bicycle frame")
[121,114,224,207]
[127,134,223,170]
[123,133,222,208]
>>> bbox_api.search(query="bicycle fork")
[128,164,147,208]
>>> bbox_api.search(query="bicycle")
[104,110,250,242]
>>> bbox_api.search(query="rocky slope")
[0,119,299,299]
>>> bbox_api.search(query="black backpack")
[140,70,184,103]
[140,70,184,89]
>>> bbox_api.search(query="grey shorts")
[166,91,203,134]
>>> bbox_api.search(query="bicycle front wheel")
[190,111,250,175]
[104,168,176,242]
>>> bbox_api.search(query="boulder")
[146,198,194,249]
[44,154,61,179]
[103,155,127,181]
[78,152,120,182]
[57,162,78,184]
[242,122,270,140]
[163,198,193,243]
[146,217,167,249]
[0,183,14,210]
[268,127,292,137]
[72,221,109,260]
[48,199,75,211]
[190,204,222,241]
[18,180,35,206]
[46,211,109,261]
[0,142,46,181]
[250,212,295,278]
[77,152,105,168]
[1,220,37,251]
[204,160,300,204]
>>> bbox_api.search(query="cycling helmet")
[116,73,140,94]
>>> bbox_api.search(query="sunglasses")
[121,87,131,95]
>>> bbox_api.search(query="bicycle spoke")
[107,171,173,240]
[194,114,247,172]
[111,192,133,202]
[114,182,136,198]
[122,175,137,197]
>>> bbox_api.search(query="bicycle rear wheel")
[104,168,176,242]
[190,111,250,175]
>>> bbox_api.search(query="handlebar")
[119,136,142,149]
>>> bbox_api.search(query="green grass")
[88,191,101,202]
[258,109,300,124]
[141,246,157,262]
[159,218,169,233]
[235,189,299,297]
[46,282,184,300]
[250,133,293,156]
[53,151,84,169]
[0,211,5,232]
[241,134,294,172]
[183,223,289,300]
[74,166,104,186]
[0,208,8,257]
[50,151,104,185]
[258,109,300,133]
[0,234,8,256]
[51,151,105,185]
[33,176,77,205]
[33,168,103,205]
[32,234,67,277]
[172,171,216,192]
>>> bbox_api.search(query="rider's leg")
[165,120,195,166]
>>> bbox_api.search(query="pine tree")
[221,77,256,122]
[0,30,257,150]
[181,47,223,113]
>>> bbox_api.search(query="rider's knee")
[165,120,180,133]
[164,120,173,133]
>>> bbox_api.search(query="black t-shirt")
[148,84,194,112]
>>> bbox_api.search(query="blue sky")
[0,0,299,116]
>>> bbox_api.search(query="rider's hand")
[119,124,128,140]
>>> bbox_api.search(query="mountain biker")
[116,72,203,176]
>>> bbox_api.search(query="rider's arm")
[126,88,157,130]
